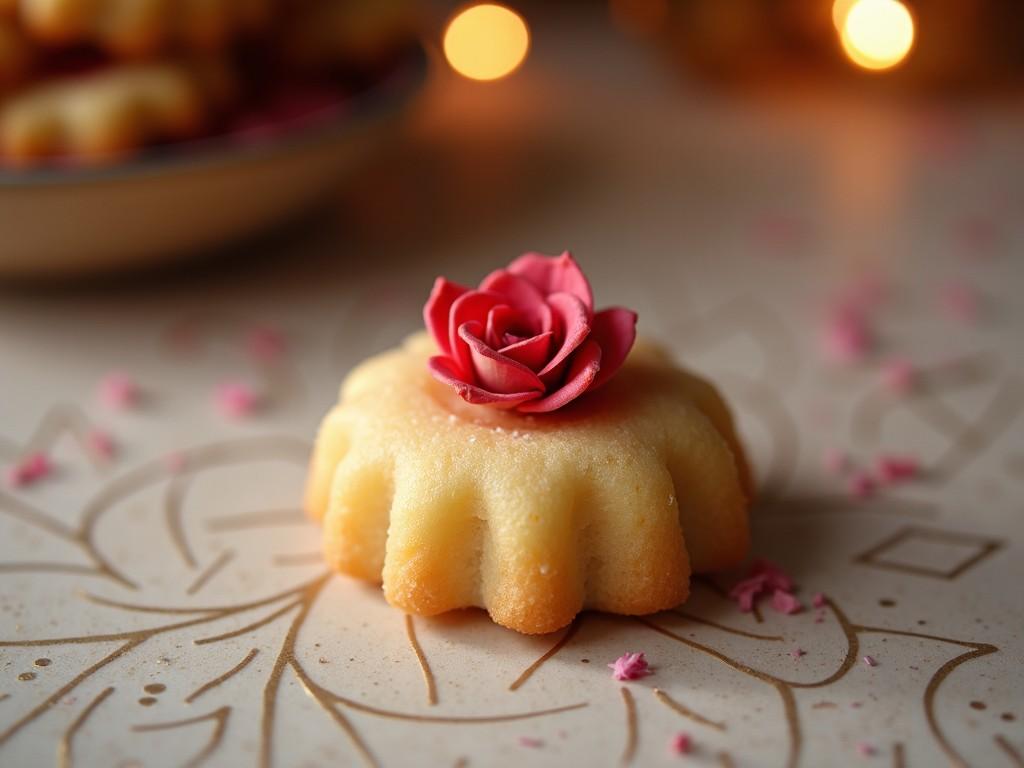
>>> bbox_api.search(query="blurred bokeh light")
[443,3,530,81]
[839,0,915,71]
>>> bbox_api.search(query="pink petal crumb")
[729,574,768,612]
[848,472,876,500]
[939,280,979,324]
[99,373,140,410]
[881,358,916,396]
[669,732,692,756]
[856,742,876,757]
[876,456,919,484]
[86,430,116,460]
[6,452,53,488]
[863,655,877,668]
[731,560,798,613]
[821,308,871,365]
[215,382,261,419]
[823,448,849,475]
[608,652,651,681]
[790,648,806,659]
[518,737,544,749]
[771,589,803,615]
[246,326,288,364]
[812,592,827,608]
[814,609,826,624]
[750,559,795,592]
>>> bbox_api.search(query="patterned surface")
[1,10,1022,767]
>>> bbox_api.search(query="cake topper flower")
[424,251,637,412]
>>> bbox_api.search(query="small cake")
[307,253,751,634]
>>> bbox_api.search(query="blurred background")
[0,0,1022,280]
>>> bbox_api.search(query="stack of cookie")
[0,0,414,167]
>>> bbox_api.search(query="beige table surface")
[1,8,1022,767]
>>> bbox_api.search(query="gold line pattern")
[0,408,1011,768]
[638,598,864,768]
[78,436,311,590]
[854,624,997,768]
[671,610,784,641]
[0,563,101,577]
[892,742,906,768]
[193,600,301,645]
[930,377,1023,480]
[653,688,726,731]
[325,694,586,724]
[404,615,438,706]
[186,550,236,596]
[850,359,1023,485]
[273,552,322,567]
[81,577,316,616]
[0,568,330,747]
[292,661,380,768]
[509,619,581,691]
[854,526,1005,580]
[0,405,108,470]
[165,474,198,569]
[57,686,114,768]
[619,687,637,766]
[995,735,1024,768]
[260,576,331,768]
[850,354,995,447]
[206,509,308,532]
[0,640,142,747]
[186,649,259,704]
[132,707,230,768]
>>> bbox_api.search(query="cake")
[307,253,751,634]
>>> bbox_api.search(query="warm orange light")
[839,0,915,72]
[609,0,670,39]
[831,0,857,30]
[443,3,530,82]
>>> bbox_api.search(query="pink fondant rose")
[424,251,637,413]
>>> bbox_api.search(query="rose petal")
[479,270,548,328]
[500,331,554,371]
[589,307,637,388]
[424,278,469,356]
[537,292,591,384]
[519,339,602,413]
[428,356,542,409]
[485,304,517,349]
[459,323,545,395]
[507,251,594,313]
[449,290,504,376]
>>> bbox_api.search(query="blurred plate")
[0,44,428,279]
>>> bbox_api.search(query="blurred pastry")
[14,0,274,56]
[278,0,415,71]
[0,0,419,167]
[0,57,235,164]
[0,17,33,92]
